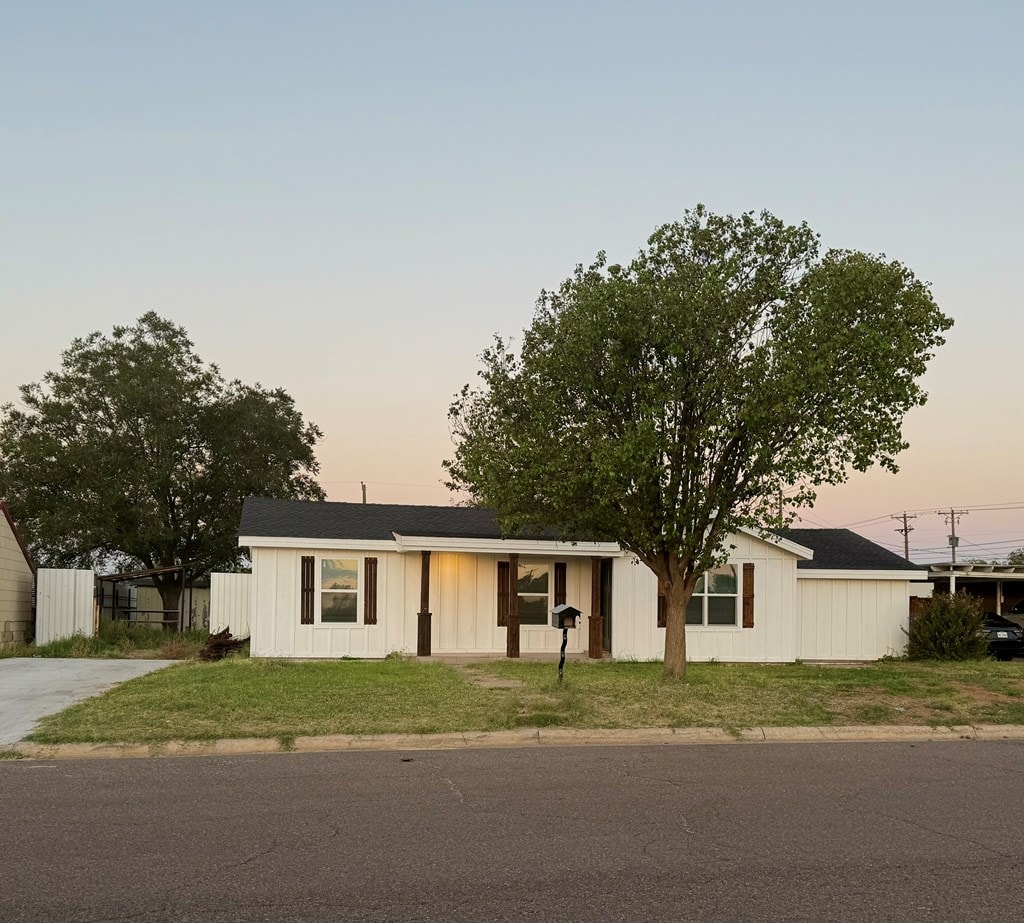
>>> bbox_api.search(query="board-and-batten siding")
[797,578,911,660]
[250,547,588,659]
[251,547,389,658]
[611,533,799,662]
[0,515,34,645]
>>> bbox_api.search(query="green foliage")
[0,313,325,607]
[445,205,952,676]
[906,593,989,661]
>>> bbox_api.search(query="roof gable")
[780,528,921,572]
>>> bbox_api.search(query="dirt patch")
[827,688,959,725]
[452,665,525,690]
[948,681,1021,707]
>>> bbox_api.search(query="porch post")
[507,553,520,658]
[996,579,1003,616]
[417,550,432,656]
[589,557,604,659]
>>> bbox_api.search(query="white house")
[239,498,926,662]
[0,501,35,647]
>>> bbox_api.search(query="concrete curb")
[4,724,1024,760]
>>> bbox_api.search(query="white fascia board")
[239,536,398,551]
[737,527,814,560]
[797,568,929,581]
[392,533,623,556]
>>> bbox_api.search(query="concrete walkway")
[0,658,175,745]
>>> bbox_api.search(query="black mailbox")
[550,604,581,630]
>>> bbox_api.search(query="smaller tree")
[0,313,325,612]
[905,593,988,661]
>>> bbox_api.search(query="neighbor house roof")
[780,528,922,572]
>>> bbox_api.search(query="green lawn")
[24,656,1024,745]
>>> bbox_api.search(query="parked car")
[982,613,1024,660]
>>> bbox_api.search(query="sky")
[2,1,1022,564]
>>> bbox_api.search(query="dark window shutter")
[657,594,667,628]
[497,560,510,626]
[554,562,567,607]
[742,562,755,628]
[363,557,378,625]
[300,555,315,625]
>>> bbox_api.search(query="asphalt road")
[3,740,1024,922]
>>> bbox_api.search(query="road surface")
[3,740,1022,922]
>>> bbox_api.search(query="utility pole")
[361,481,367,504]
[937,508,968,593]
[890,512,917,561]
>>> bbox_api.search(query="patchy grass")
[0,622,209,660]
[25,657,1024,745]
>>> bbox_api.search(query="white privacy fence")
[209,573,251,637]
[35,568,95,644]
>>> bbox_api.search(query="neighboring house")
[239,498,926,662]
[0,501,36,646]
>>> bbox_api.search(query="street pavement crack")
[421,759,466,804]
[219,840,278,870]
[864,809,1016,860]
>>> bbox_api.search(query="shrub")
[905,593,989,661]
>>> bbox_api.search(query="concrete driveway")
[0,658,174,745]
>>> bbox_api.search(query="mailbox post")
[550,604,582,683]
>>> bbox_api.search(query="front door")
[600,558,613,653]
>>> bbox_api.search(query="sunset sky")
[3,2,1021,564]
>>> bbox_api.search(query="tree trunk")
[152,574,182,630]
[661,568,700,680]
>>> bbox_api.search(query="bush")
[905,593,989,661]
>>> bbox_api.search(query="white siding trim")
[797,569,927,581]
[393,534,622,556]
[241,536,396,551]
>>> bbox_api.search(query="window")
[320,558,359,623]
[517,562,550,626]
[685,565,738,626]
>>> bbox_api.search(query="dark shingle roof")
[240,499,923,572]
[240,497,509,541]
[781,528,923,571]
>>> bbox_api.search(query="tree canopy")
[0,312,325,609]
[445,206,953,677]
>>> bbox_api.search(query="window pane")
[518,563,549,595]
[322,558,359,591]
[707,596,737,625]
[518,594,548,625]
[707,565,737,595]
[321,592,357,623]
[694,574,705,594]
[685,597,703,625]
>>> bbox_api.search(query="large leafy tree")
[445,206,952,677]
[0,312,325,611]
